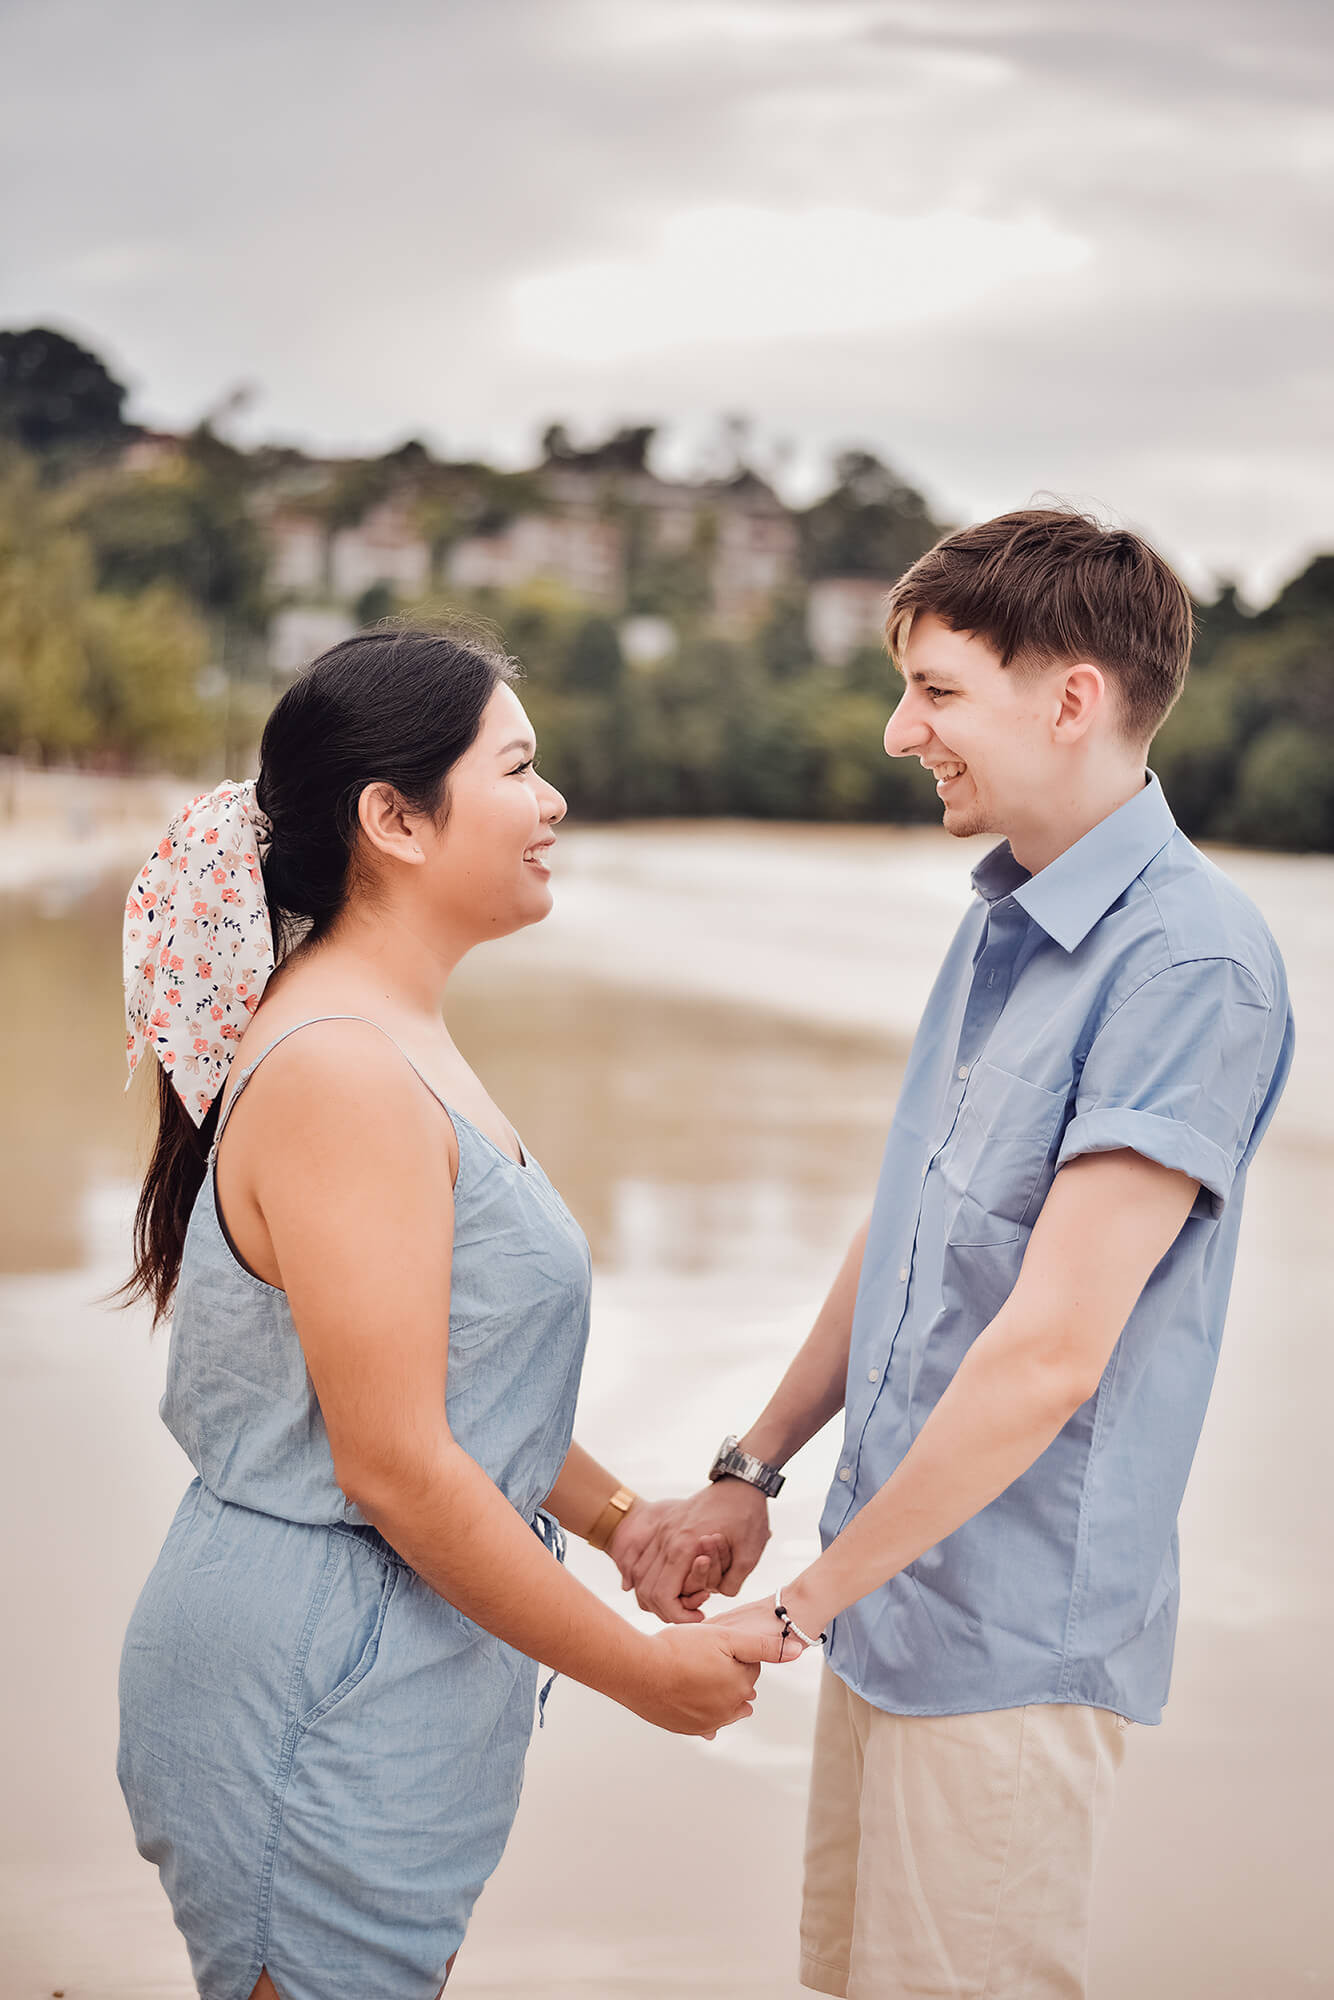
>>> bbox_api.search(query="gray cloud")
[1,0,1329,594]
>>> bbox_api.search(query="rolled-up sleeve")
[1056,957,1272,1216]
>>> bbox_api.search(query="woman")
[117,629,783,2000]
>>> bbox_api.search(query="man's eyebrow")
[904,667,959,687]
[497,736,537,758]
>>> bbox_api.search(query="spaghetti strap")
[211,1013,440,1157]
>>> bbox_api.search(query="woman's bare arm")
[231,1023,781,1734]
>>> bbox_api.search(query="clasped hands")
[608,1477,806,1668]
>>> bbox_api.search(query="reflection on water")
[0,880,149,1272]
[1,874,900,1281]
[450,956,899,1274]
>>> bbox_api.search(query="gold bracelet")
[586,1486,638,1552]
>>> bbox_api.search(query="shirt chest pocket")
[939,1061,1069,1247]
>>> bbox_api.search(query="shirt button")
[957,1064,969,1080]
[838,1466,851,1482]
[899,1266,908,1281]
[867,1369,879,1383]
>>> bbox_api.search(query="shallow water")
[1,822,1329,1997]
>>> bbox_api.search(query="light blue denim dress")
[118,1017,592,2000]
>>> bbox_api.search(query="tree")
[1222,721,1334,851]
[561,617,625,695]
[1154,614,1334,847]
[1262,553,1334,628]
[0,447,211,766]
[0,451,96,755]
[82,583,211,765]
[802,450,941,582]
[1191,581,1253,670]
[76,428,269,640]
[756,591,811,681]
[354,581,397,627]
[0,326,132,455]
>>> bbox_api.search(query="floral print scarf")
[123,780,275,1126]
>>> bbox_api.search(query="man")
[614,511,1294,1998]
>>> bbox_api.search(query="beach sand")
[1,808,1331,1997]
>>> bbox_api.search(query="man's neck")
[1007,764,1149,877]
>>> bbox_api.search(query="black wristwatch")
[708,1433,785,1499]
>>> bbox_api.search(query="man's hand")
[607,1499,728,1621]
[619,1481,772,1623]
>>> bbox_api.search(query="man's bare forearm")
[781,1153,1201,1635]
[624,1218,868,1621]
[738,1217,868,1467]
[783,1297,1092,1633]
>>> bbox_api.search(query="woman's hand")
[628,1620,788,1737]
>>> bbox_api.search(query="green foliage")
[0,448,212,767]
[1150,669,1238,832]
[1222,721,1334,851]
[0,454,96,756]
[1152,602,1334,851]
[0,326,131,457]
[75,429,269,638]
[561,617,625,694]
[802,450,942,582]
[458,599,940,825]
[0,325,1329,845]
[354,581,397,627]
[81,584,212,765]
[756,591,812,680]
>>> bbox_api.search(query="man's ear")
[1052,663,1106,743]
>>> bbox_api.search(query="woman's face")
[424,683,567,941]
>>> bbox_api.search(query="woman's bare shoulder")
[222,1009,458,1180]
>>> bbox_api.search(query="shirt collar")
[969,772,1178,953]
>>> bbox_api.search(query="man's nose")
[883,692,931,759]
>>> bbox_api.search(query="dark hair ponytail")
[123,627,518,1323]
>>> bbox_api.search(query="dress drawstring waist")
[531,1508,567,1726]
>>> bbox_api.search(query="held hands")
[606,1484,785,1739]
[631,1609,793,1739]
[607,1498,728,1620]
[608,1481,771,1623]
[703,1592,822,1665]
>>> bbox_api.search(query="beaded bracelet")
[773,1587,827,1650]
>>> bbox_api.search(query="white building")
[709,476,801,629]
[269,605,357,675]
[330,501,431,601]
[445,512,623,604]
[806,576,892,667]
[267,511,327,595]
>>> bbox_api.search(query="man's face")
[884,613,1061,844]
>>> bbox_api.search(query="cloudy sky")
[2,0,1331,597]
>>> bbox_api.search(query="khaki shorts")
[800,1669,1130,2000]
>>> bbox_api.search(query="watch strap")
[708,1434,785,1499]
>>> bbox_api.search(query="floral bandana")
[123,779,275,1126]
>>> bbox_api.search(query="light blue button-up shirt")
[821,775,1294,1724]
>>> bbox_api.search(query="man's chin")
[940,802,990,840]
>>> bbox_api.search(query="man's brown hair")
[884,509,1194,743]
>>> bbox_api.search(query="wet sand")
[1,819,1330,1997]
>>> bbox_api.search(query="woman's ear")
[356,782,426,865]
